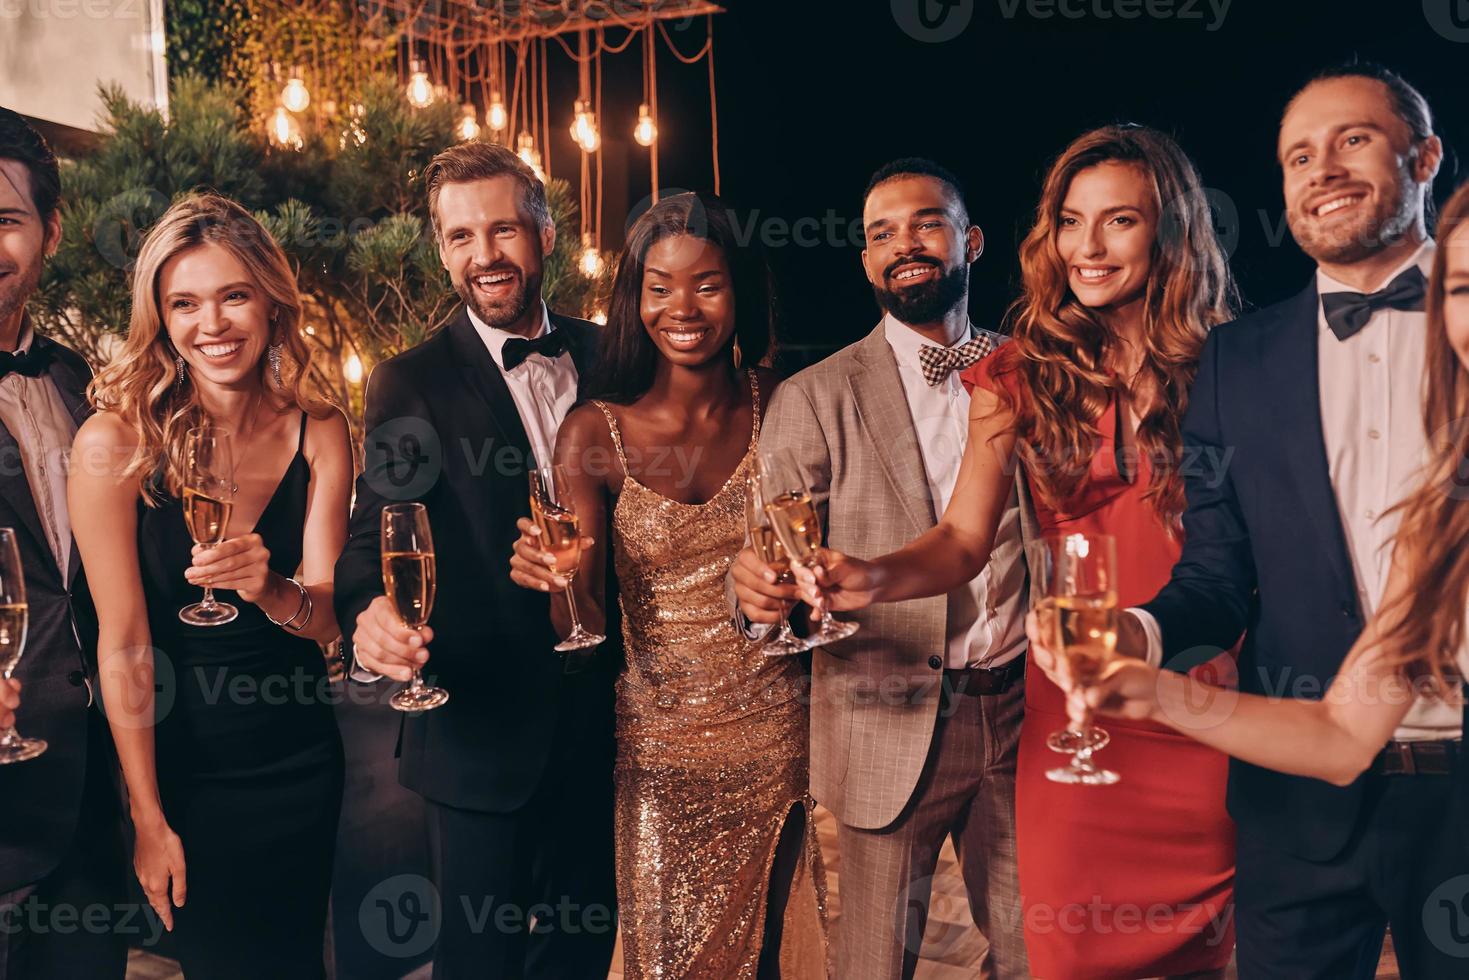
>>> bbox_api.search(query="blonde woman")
[70,193,351,977]
[800,126,1240,978]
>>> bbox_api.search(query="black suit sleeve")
[1140,326,1255,670]
[333,359,430,647]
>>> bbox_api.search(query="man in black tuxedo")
[1123,64,1462,977]
[0,110,127,980]
[334,141,617,979]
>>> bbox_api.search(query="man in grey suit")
[733,159,1030,979]
[0,109,127,980]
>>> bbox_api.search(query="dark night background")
[587,0,1469,363]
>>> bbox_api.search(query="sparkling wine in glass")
[745,475,812,657]
[529,465,605,652]
[1030,533,1121,786]
[756,449,859,645]
[382,503,449,711]
[0,527,42,764]
[179,426,239,626]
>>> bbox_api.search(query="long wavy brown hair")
[996,125,1239,526]
[89,193,336,502]
[1374,181,1469,689]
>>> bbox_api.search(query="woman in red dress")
[800,125,1239,978]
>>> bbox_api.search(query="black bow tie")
[500,331,568,371]
[1321,266,1426,341]
[0,344,53,381]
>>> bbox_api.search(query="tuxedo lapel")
[0,418,56,586]
[848,323,938,532]
[445,309,538,471]
[1262,282,1357,598]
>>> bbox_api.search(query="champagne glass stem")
[563,583,585,635]
[200,584,217,611]
[0,725,20,749]
[775,602,797,644]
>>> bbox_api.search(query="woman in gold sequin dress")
[509,193,828,979]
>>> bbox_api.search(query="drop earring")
[174,355,187,392]
[732,335,743,371]
[267,343,284,389]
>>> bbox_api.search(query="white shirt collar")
[882,312,973,370]
[9,315,34,355]
[467,301,554,370]
[1315,241,1435,331]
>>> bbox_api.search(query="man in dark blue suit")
[0,110,127,980]
[1121,64,1461,977]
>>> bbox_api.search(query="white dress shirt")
[466,302,580,468]
[0,319,77,581]
[1132,244,1460,741]
[883,314,1028,669]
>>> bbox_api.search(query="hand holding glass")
[1030,532,1120,786]
[744,475,812,657]
[528,465,605,652]
[382,503,449,711]
[755,449,859,645]
[179,425,239,626]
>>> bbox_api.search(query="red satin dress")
[965,345,1235,979]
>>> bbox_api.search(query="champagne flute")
[528,465,605,652]
[1030,532,1121,786]
[0,528,42,764]
[744,475,813,657]
[756,449,859,645]
[383,503,449,711]
[179,425,239,626]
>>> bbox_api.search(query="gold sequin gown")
[593,373,829,979]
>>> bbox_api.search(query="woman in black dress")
[69,194,352,978]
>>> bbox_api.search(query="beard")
[0,253,43,331]
[1289,170,1420,267]
[454,264,542,330]
[871,259,969,324]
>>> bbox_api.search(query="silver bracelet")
[266,577,312,631]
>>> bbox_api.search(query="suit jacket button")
[67,669,85,687]
[927,655,943,670]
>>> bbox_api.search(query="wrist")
[1118,611,1146,660]
[130,800,168,829]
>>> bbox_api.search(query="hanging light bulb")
[487,92,508,132]
[516,132,545,181]
[633,103,657,147]
[579,232,605,279]
[457,104,480,142]
[269,106,302,149]
[570,99,600,153]
[406,60,433,109]
[281,74,310,113]
[344,354,364,385]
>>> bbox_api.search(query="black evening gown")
[137,413,343,979]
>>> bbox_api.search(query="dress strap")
[591,400,629,471]
[296,410,309,454]
[746,369,761,453]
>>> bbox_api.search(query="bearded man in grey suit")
[733,158,1031,979]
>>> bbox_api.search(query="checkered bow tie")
[917,333,997,387]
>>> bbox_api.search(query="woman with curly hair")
[70,193,351,977]
[799,126,1240,977]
